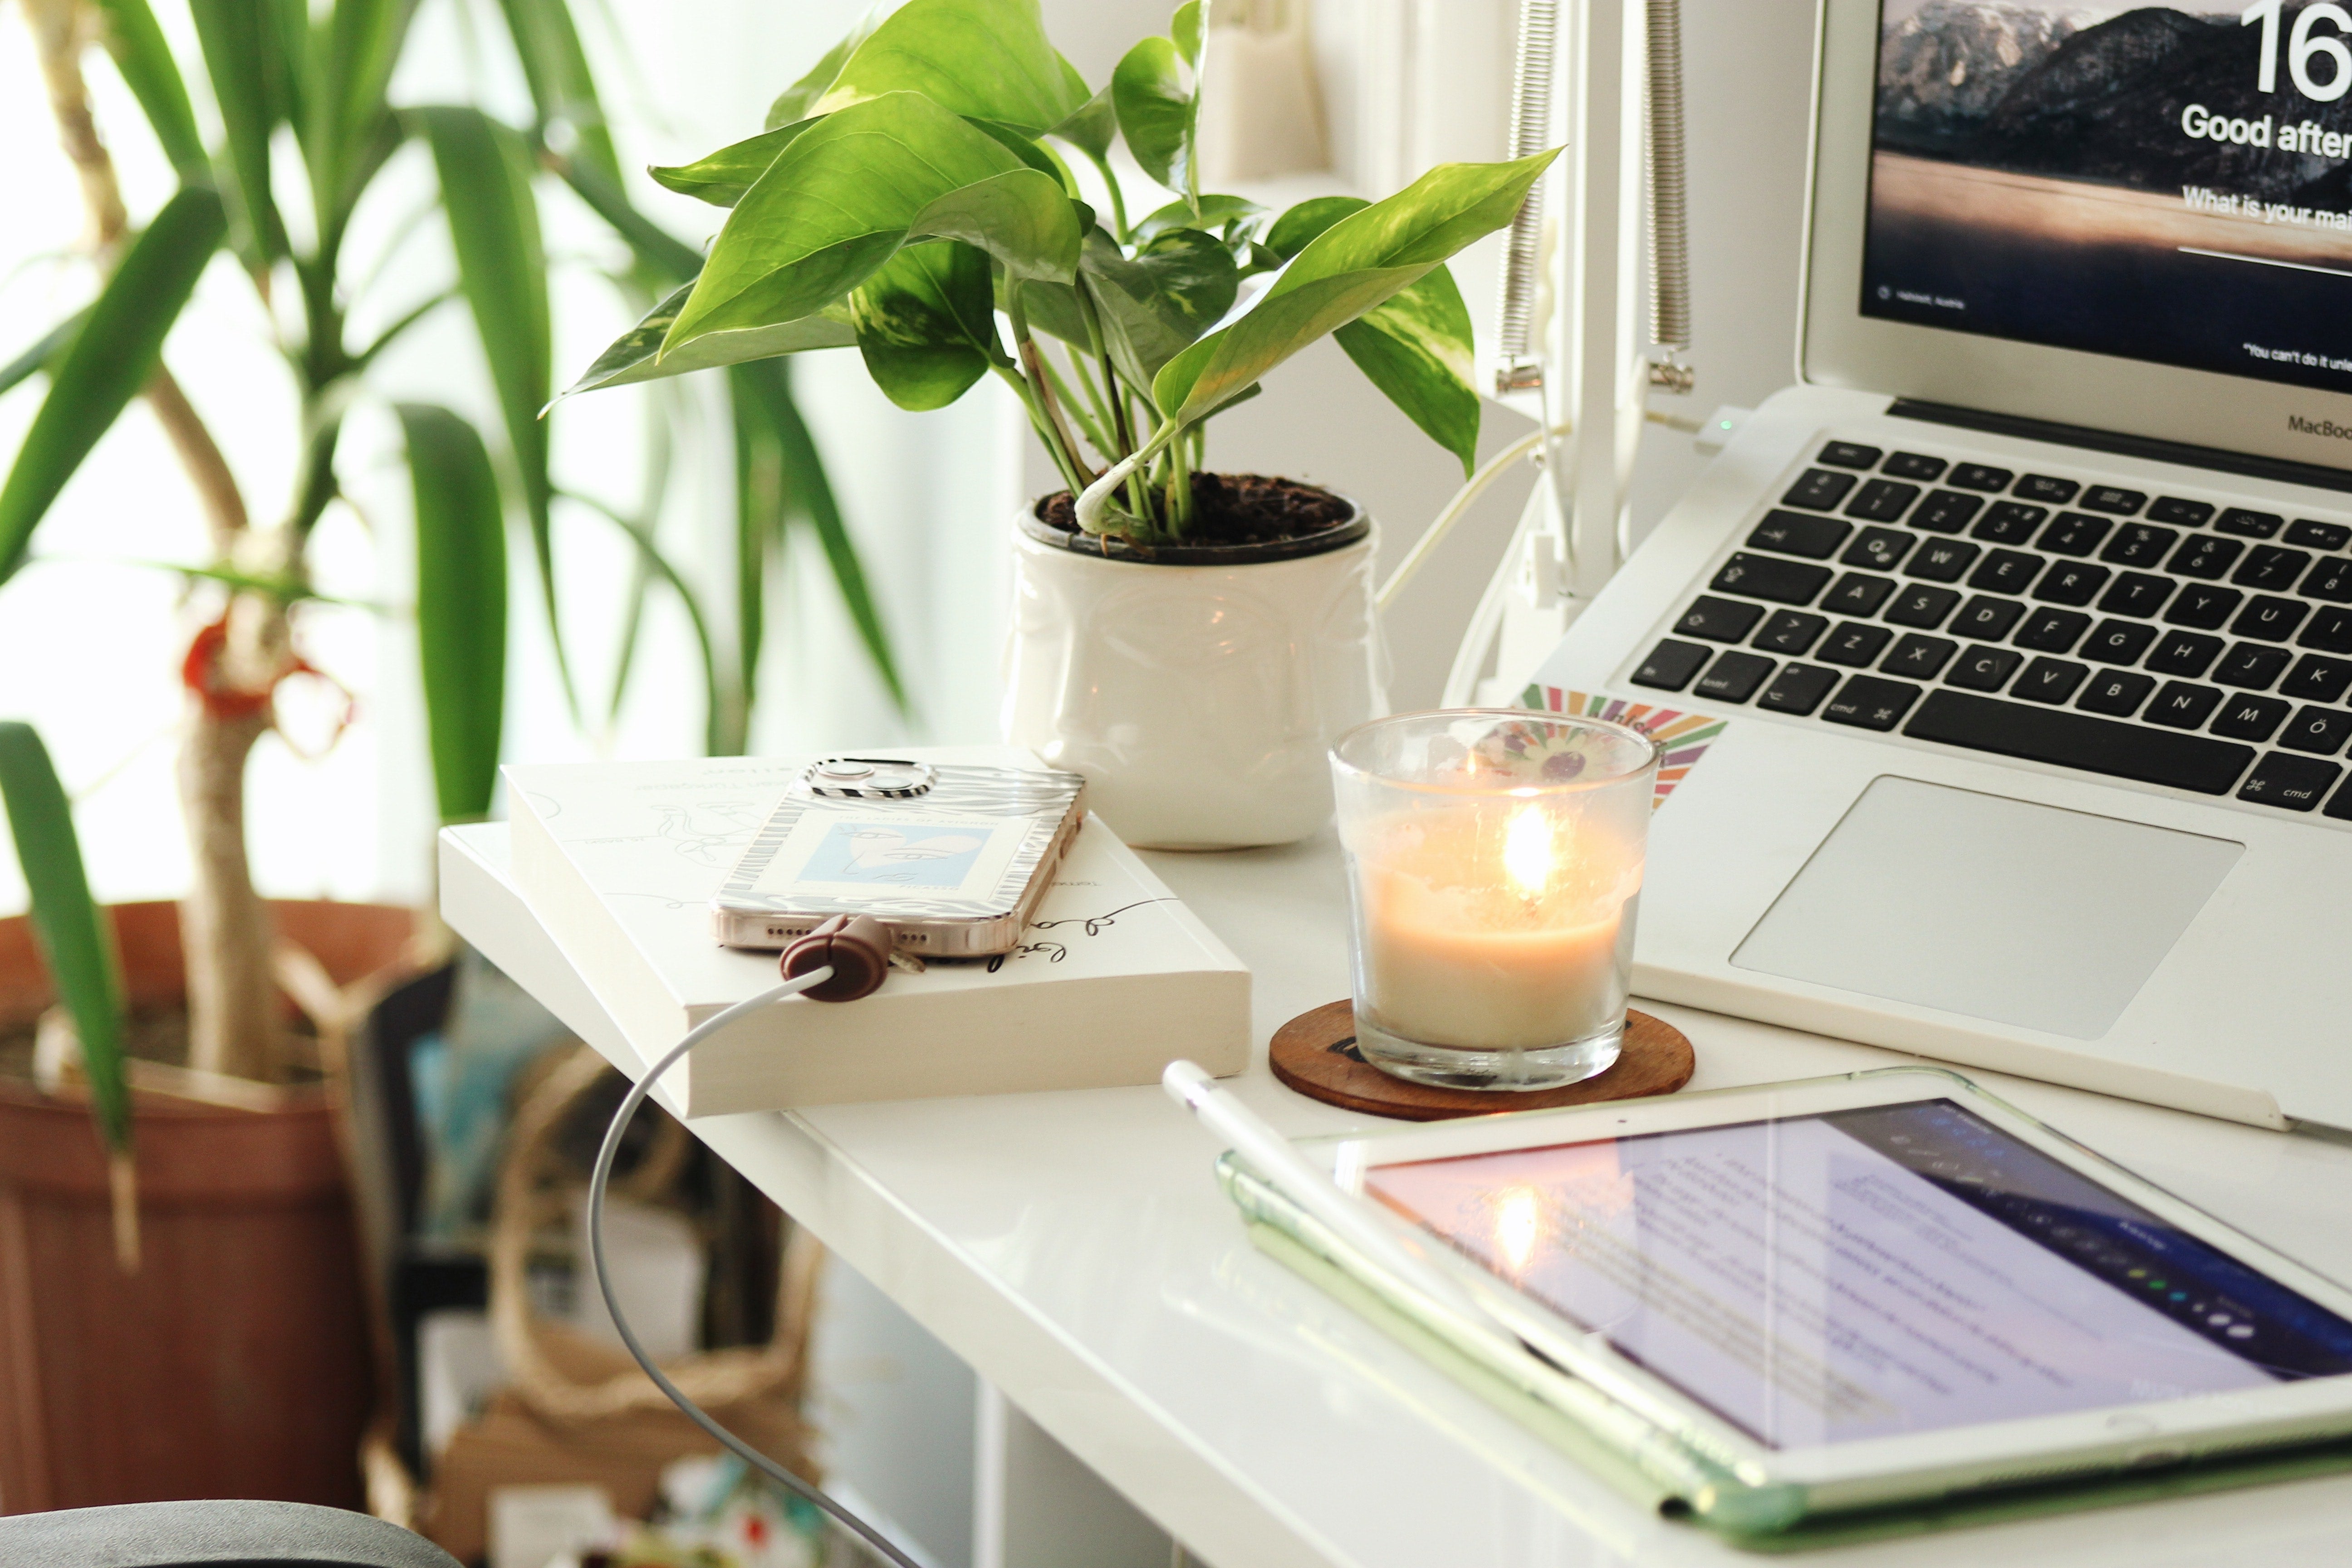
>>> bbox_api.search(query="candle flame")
[1503,806,1553,899]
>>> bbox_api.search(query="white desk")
[442,823,2352,1568]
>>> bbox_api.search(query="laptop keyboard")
[1633,438,2352,818]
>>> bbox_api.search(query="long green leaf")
[1153,152,1556,427]
[93,0,208,181]
[1079,227,1236,394]
[188,1,289,263]
[0,724,128,1159]
[398,405,507,823]
[555,156,704,283]
[0,310,89,403]
[492,0,621,184]
[0,187,225,587]
[910,168,1081,283]
[563,284,855,400]
[849,242,999,410]
[417,108,563,709]
[1112,34,1194,206]
[314,0,413,231]
[807,0,1084,133]
[666,92,1029,351]
[1172,1,1204,66]
[1134,193,1263,245]
[1267,196,1478,474]
[730,359,907,714]
[649,122,812,209]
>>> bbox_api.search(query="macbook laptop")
[1529,0,2352,1131]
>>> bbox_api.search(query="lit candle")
[1332,712,1659,1090]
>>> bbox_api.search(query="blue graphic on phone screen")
[801,820,988,887]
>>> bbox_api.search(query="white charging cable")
[587,966,929,1568]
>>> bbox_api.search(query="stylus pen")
[1161,1061,1775,1525]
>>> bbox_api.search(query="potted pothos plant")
[567,0,1557,848]
[0,0,895,1512]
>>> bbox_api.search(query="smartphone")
[710,757,1088,956]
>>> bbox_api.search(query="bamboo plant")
[0,0,901,1088]
[568,0,1558,543]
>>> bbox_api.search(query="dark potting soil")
[1037,472,1353,548]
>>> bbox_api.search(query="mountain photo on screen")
[1865,0,2352,390]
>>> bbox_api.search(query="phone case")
[710,763,1087,956]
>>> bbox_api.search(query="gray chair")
[0,1501,459,1568]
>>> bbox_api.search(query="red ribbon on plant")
[179,616,357,758]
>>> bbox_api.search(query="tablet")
[1320,1069,2352,1519]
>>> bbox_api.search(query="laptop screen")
[1862,1,2352,403]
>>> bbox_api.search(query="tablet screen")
[1364,1100,2352,1448]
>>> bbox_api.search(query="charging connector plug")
[781,914,892,1001]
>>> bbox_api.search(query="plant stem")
[992,364,1086,498]
[1005,283,1094,487]
[1075,419,1182,535]
[1082,149,1131,243]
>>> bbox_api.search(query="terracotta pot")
[0,900,412,1514]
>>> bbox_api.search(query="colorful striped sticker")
[1517,685,1729,809]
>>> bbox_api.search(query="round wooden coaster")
[1268,1002,1694,1121]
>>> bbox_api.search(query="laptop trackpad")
[1731,777,2241,1040]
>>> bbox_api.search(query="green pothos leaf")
[849,242,1000,410]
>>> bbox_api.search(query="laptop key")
[2281,706,2352,755]
[2170,535,2244,579]
[1947,645,2024,691]
[1819,621,1895,666]
[2283,654,2352,702]
[2232,545,2310,591]
[1757,662,1838,715]
[2299,605,2352,653]
[1845,480,1921,523]
[1784,468,1859,510]
[2147,681,2225,729]
[2013,657,2088,703]
[2100,524,2177,567]
[2214,642,2293,690]
[2232,596,2309,642]
[1968,549,2044,594]
[2215,507,2285,539]
[1823,675,1922,730]
[2077,670,2156,717]
[1906,539,1980,582]
[1882,634,1957,678]
[2287,519,2352,550]
[2211,694,2292,742]
[1633,638,1712,690]
[1823,572,1898,616]
[1882,452,1947,481]
[1905,690,2256,794]
[2239,753,2341,811]
[2098,572,2175,618]
[2164,585,2243,630]
[2037,512,2111,556]
[1910,490,1983,533]
[1752,610,1829,655]
[2015,608,2090,652]
[2328,778,2352,820]
[1696,651,1777,703]
[1818,441,1881,469]
[2014,474,2080,505]
[2147,496,2217,527]
[1949,463,2013,492]
[2147,631,2226,677]
[2083,619,2159,665]
[2033,562,2109,606]
[1676,596,1767,642]
[1712,553,1832,605]
[1952,594,2027,641]
[1842,526,1917,570]
[1746,510,1850,559]
[2300,557,2352,602]
[1972,501,2047,544]
[1884,585,1960,628]
[2080,485,2146,515]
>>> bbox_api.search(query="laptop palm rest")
[1731,778,2242,1041]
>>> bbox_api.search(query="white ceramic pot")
[1003,496,1386,850]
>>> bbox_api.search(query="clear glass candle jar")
[1330,710,1660,1091]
